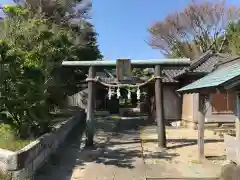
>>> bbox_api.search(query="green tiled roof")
[177,62,240,93]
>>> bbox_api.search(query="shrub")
[0,6,77,138]
[0,171,11,180]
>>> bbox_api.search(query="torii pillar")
[154,65,166,148]
[85,66,96,147]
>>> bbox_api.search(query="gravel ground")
[140,125,227,178]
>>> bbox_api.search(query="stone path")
[34,115,119,180]
[35,116,220,180]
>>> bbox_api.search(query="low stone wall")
[181,120,198,129]
[0,110,85,180]
[224,134,240,165]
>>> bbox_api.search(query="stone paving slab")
[74,116,146,180]
[75,163,116,180]
[35,115,121,180]
[113,166,146,180]
[78,117,185,180]
[145,162,183,179]
[77,119,146,179]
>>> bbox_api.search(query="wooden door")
[212,92,235,114]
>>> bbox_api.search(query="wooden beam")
[62,59,190,68]
[224,78,240,90]
[198,93,205,162]
[179,86,228,95]
[154,65,166,148]
[85,66,96,147]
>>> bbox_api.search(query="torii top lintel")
[62,58,190,68]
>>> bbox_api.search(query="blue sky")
[93,0,194,60]
[1,0,240,60]
[92,0,240,60]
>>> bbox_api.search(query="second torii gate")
[62,58,190,149]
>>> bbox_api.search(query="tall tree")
[225,19,240,55]
[0,5,78,137]
[13,0,91,24]
[0,0,102,138]
[148,0,240,59]
[0,2,101,137]
[12,0,103,93]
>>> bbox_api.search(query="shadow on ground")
[141,138,223,149]
[167,138,223,149]
[35,115,222,179]
[77,116,147,169]
[143,150,179,161]
[34,115,150,179]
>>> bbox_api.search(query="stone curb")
[4,111,86,180]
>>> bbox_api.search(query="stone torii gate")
[62,59,190,149]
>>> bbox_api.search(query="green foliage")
[226,20,240,55]
[0,38,54,138]
[132,68,152,78]
[0,171,11,180]
[3,5,28,17]
[0,4,102,139]
[0,124,31,150]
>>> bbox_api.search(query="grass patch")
[110,115,121,119]
[0,171,11,180]
[0,112,74,151]
[0,124,33,151]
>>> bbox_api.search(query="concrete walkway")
[35,116,220,180]
[74,117,185,180]
[34,115,119,180]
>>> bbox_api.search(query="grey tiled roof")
[174,50,240,78]
[162,67,187,82]
[193,54,238,73]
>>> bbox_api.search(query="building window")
[211,92,235,114]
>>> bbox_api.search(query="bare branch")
[148,0,240,59]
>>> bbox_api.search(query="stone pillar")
[154,65,166,148]
[85,66,96,147]
[198,93,205,162]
